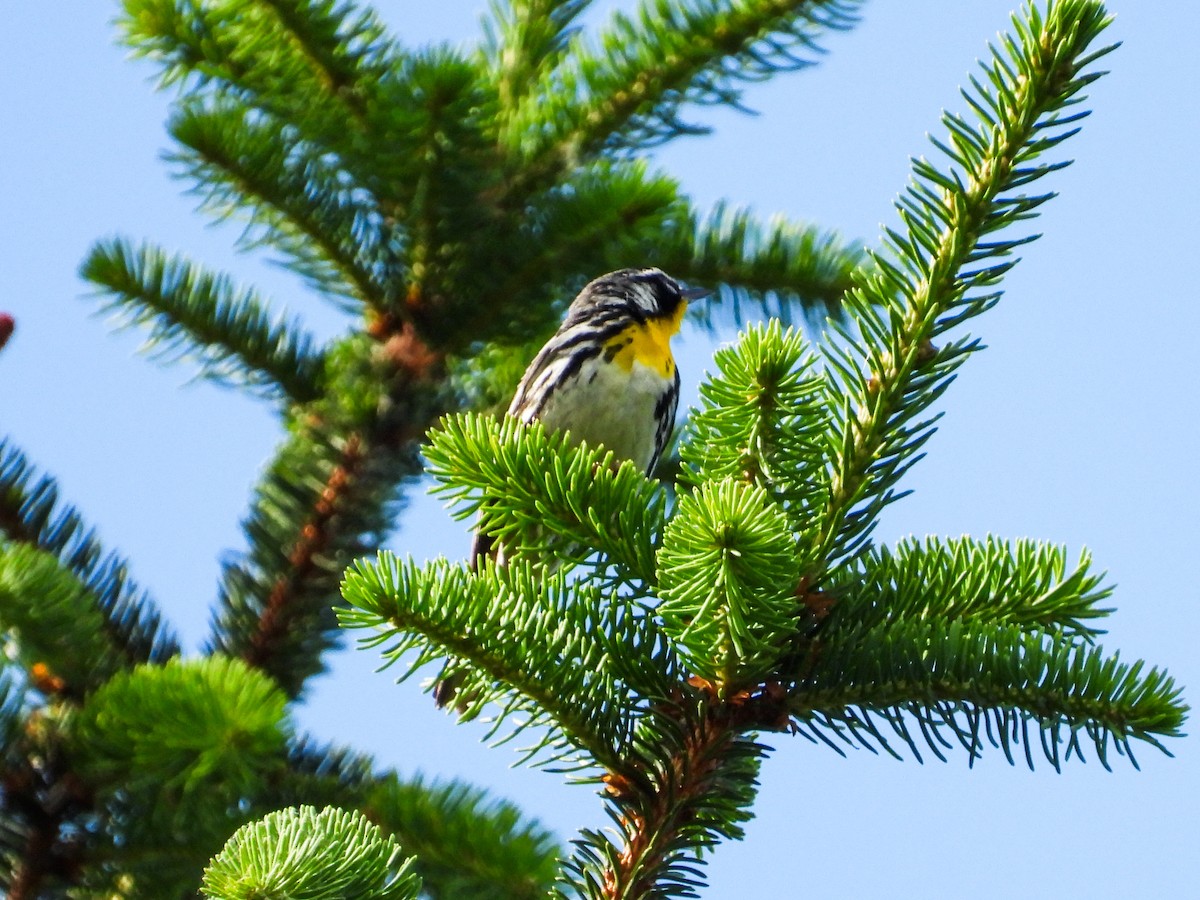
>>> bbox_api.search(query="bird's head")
[573,268,712,325]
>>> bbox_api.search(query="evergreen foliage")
[83,238,327,402]
[201,806,422,900]
[657,477,798,687]
[424,414,668,583]
[0,1,1185,898]
[367,775,562,898]
[0,441,181,673]
[66,658,290,895]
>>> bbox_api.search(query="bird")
[434,267,711,708]
[470,266,710,563]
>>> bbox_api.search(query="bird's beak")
[680,285,714,301]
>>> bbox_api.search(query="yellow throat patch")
[603,300,687,378]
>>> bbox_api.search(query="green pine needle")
[425,412,667,585]
[505,0,864,159]
[484,0,592,111]
[812,0,1119,571]
[0,440,180,667]
[662,202,865,326]
[208,389,423,697]
[369,774,561,899]
[120,0,397,123]
[0,545,124,692]
[658,479,798,689]
[83,237,326,403]
[340,553,669,769]
[202,805,421,900]
[167,99,386,306]
[828,535,1113,639]
[680,320,828,552]
[793,619,1186,771]
[72,656,289,808]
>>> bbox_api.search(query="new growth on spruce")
[0,1,1186,898]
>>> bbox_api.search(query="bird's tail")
[467,529,495,572]
[433,524,496,708]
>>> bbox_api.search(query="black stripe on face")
[564,300,638,332]
[556,315,629,349]
[568,269,686,324]
[626,269,683,319]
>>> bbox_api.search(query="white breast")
[530,356,670,473]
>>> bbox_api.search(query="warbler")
[434,267,709,708]
[469,266,710,564]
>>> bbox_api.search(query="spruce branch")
[485,0,592,112]
[64,657,292,896]
[254,0,394,110]
[827,536,1113,639]
[422,168,856,358]
[121,0,441,251]
[679,321,828,546]
[72,656,289,809]
[473,160,685,346]
[119,0,396,128]
[121,0,501,278]
[0,546,128,695]
[341,554,646,770]
[657,479,799,691]
[659,202,865,325]
[202,806,422,900]
[506,0,863,165]
[425,413,668,586]
[368,775,561,900]
[271,741,562,898]
[119,0,259,90]
[276,734,375,811]
[209,327,447,697]
[811,0,1119,572]
[791,620,1186,770]
[210,424,416,697]
[168,100,388,307]
[0,440,180,670]
[211,428,371,694]
[384,50,508,341]
[82,237,326,403]
[563,705,766,899]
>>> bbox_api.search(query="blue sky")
[2,2,1197,896]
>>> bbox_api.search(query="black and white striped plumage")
[509,268,699,467]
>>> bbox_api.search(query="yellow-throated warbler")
[435,267,709,707]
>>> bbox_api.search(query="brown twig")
[600,678,794,899]
[603,712,735,898]
[240,320,445,684]
[242,433,366,673]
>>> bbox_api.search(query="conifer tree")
[0,1,1185,898]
